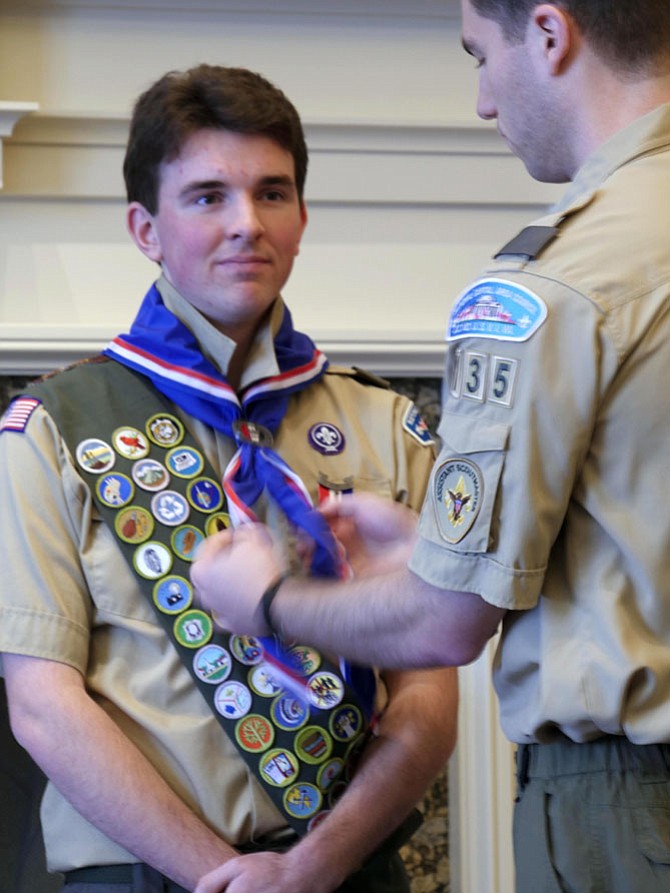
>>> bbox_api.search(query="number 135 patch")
[449,348,518,408]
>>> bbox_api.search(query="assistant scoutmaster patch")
[433,458,483,543]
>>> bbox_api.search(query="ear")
[294,202,308,257]
[530,4,574,75]
[127,201,163,263]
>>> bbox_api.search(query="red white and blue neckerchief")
[104,283,341,578]
[104,284,375,715]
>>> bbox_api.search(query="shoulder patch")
[0,396,42,434]
[402,403,434,447]
[446,277,547,343]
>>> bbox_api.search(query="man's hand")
[191,523,286,635]
[194,850,329,893]
[321,492,418,578]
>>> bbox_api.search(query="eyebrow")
[178,174,297,201]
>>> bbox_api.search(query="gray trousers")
[62,853,409,893]
[514,736,670,893]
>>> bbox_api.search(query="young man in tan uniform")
[0,66,456,892]
[191,3,670,891]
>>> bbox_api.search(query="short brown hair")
[123,65,308,214]
[470,0,670,74]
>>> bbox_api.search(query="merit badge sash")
[27,358,372,836]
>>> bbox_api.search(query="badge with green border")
[235,714,275,753]
[173,609,213,648]
[145,413,184,448]
[259,748,299,787]
[153,575,193,614]
[294,726,333,765]
[283,783,322,819]
[115,506,154,544]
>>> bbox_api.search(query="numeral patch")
[449,349,518,408]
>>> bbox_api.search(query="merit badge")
[317,758,344,792]
[205,512,231,536]
[132,458,169,492]
[402,404,434,446]
[173,609,213,649]
[96,473,134,508]
[166,446,204,479]
[0,397,40,434]
[271,693,309,731]
[308,422,345,456]
[259,749,299,787]
[187,477,224,514]
[433,458,483,544]
[248,662,286,698]
[230,635,265,666]
[329,704,363,742]
[235,714,275,754]
[306,672,344,710]
[112,426,150,460]
[283,783,322,820]
[133,541,173,580]
[288,645,321,676]
[171,525,204,562]
[232,420,273,448]
[447,277,547,343]
[295,726,333,765]
[145,413,184,448]
[151,490,190,527]
[214,681,253,720]
[193,644,232,685]
[153,575,193,615]
[76,438,115,474]
[115,506,154,544]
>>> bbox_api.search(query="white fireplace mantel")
[0,102,39,188]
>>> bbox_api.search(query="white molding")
[0,326,446,377]
[3,113,562,207]
[12,0,459,20]
[0,101,39,188]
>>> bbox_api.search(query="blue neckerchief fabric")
[103,283,340,578]
[104,284,376,718]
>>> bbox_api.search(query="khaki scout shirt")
[0,278,435,871]
[410,104,670,745]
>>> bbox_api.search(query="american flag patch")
[0,396,41,434]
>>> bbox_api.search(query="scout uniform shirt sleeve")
[409,271,617,611]
[0,403,93,669]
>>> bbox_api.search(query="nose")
[476,72,496,121]
[228,195,265,241]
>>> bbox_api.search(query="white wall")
[0,3,563,889]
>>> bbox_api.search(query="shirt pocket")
[419,410,509,554]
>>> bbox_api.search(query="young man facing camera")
[0,66,456,893]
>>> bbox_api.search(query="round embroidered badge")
[308,422,345,455]
[96,472,134,508]
[288,645,321,676]
[283,783,322,819]
[76,438,115,474]
[193,644,232,685]
[153,575,193,615]
[259,749,299,787]
[145,413,184,448]
[230,635,265,666]
[165,446,204,479]
[187,477,224,514]
[306,672,344,710]
[151,489,190,527]
[171,525,204,562]
[132,458,170,492]
[115,506,154,544]
[295,726,333,765]
[235,714,275,754]
[214,681,252,720]
[270,693,309,731]
[173,609,213,649]
[329,704,363,742]
[112,426,150,460]
[133,541,173,580]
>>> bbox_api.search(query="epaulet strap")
[327,365,391,390]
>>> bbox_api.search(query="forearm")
[4,656,235,890]
[284,666,458,887]
[271,568,468,668]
